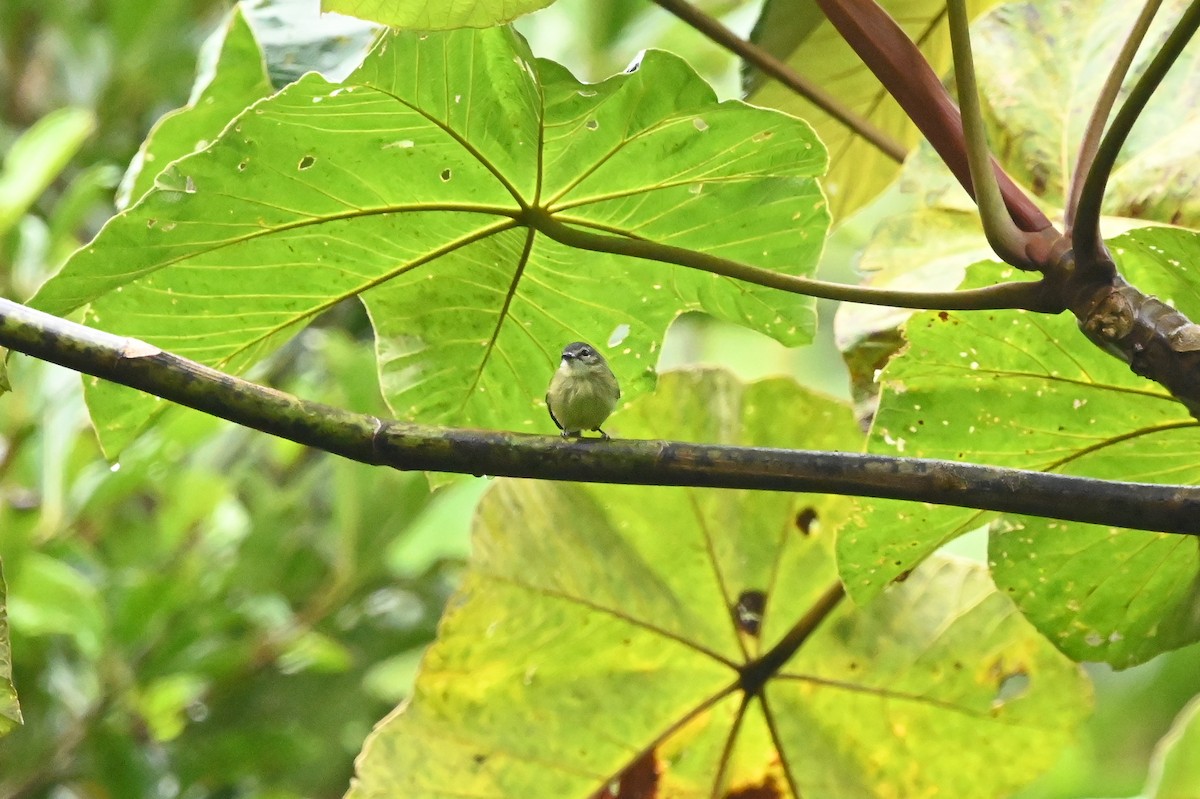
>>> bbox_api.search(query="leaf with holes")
[32,26,827,454]
[838,227,1200,668]
[347,369,1089,799]
[118,6,273,207]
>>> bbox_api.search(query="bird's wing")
[546,392,564,431]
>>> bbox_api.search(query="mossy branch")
[3,296,1200,535]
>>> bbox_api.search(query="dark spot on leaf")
[727,775,783,798]
[732,590,766,636]
[586,119,599,131]
[146,218,157,228]
[472,753,487,766]
[1030,164,1048,195]
[589,749,658,799]
[847,661,859,670]
[794,507,817,535]
[298,155,316,170]
[237,159,249,171]
[440,168,452,181]
[938,311,950,321]
[893,569,912,583]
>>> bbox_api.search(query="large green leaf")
[0,107,95,236]
[746,0,1001,220]
[349,369,1089,799]
[0,561,20,736]
[838,227,1200,668]
[33,26,827,454]
[117,7,273,207]
[322,0,554,29]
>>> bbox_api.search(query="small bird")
[546,341,621,439]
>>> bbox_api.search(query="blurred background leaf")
[0,565,20,736]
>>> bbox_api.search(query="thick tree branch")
[647,0,908,162]
[530,210,1061,312]
[3,297,1199,535]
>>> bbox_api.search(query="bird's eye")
[580,347,592,357]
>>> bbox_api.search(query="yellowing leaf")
[349,370,1089,799]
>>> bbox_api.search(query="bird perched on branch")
[546,341,620,439]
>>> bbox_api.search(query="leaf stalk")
[530,210,1058,312]
[945,0,1036,269]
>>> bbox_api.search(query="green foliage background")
[0,0,1198,797]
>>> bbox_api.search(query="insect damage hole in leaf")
[30,25,828,455]
[841,242,1200,668]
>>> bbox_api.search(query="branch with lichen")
[3,296,1200,535]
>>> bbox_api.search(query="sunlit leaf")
[322,0,554,29]
[32,26,827,455]
[349,369,1089,799]
[838,227,1200,668]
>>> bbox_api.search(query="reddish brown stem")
[813,0,1062,265]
